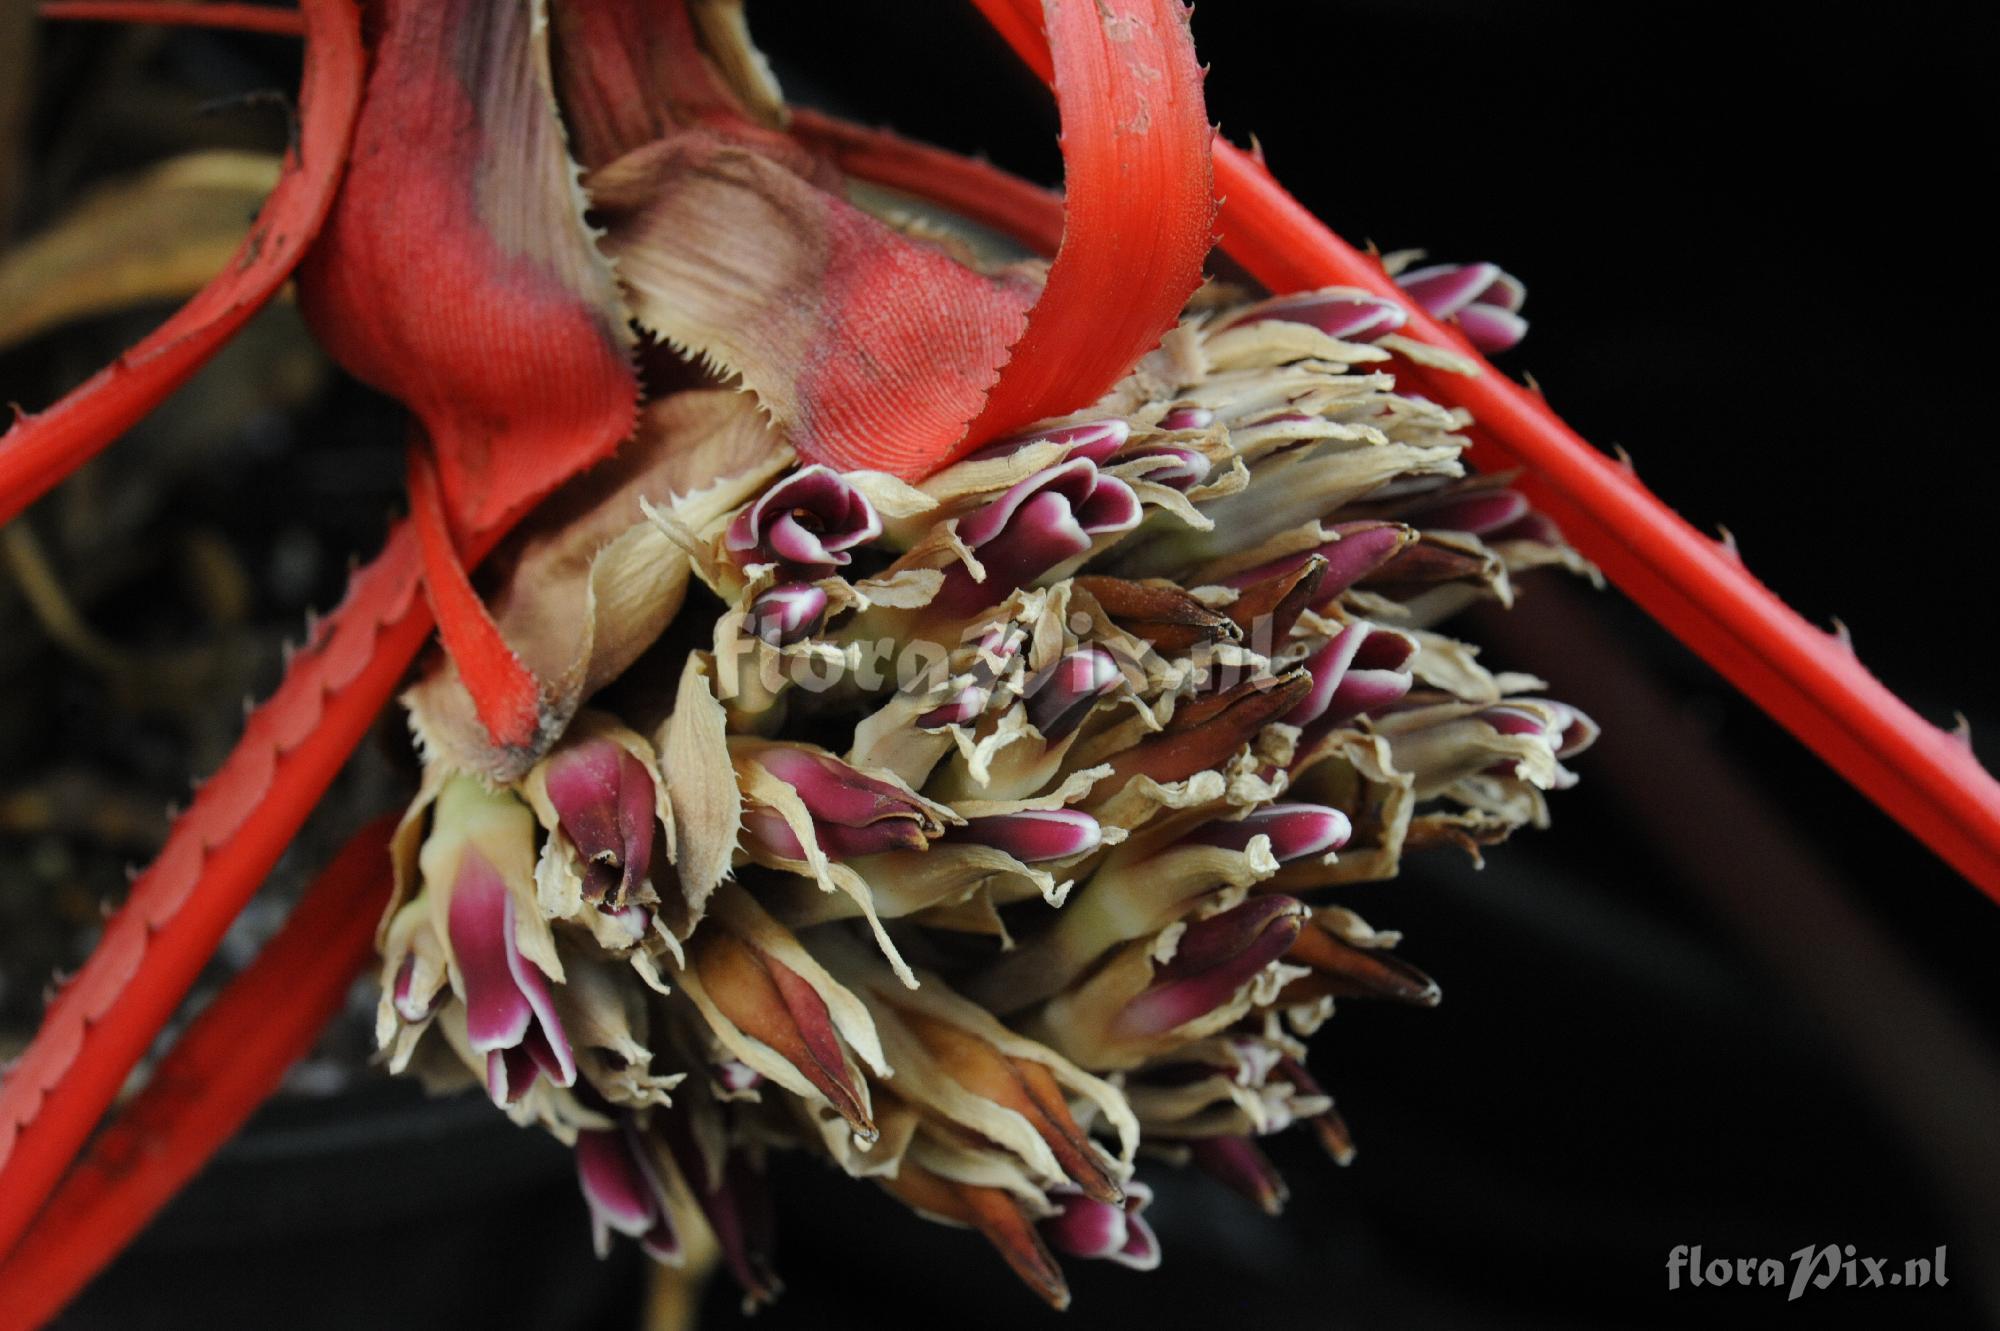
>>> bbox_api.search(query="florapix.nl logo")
[1668,1245,1948,1302]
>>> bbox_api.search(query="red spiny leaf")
[0,817,396,1328]
[408,445,541,751]
[1202,143,2000,901]
[791,109,1064,257]
[0,0,357,527]
[35,2,307,37]
[296,0,639,541]
[0,525,431,1260]
[957,0,1214,451]
[975,0,2000,898]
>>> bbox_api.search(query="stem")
[36,2,307,37]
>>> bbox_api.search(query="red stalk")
[0,0,355,527]
[35,1,307,36]
[974,0,2000,900]
[408,445,541,751]
[0,816,397,1330]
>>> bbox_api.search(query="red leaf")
[958,0,1214,450]
[0,0,359,526]
[0,817,396,1326]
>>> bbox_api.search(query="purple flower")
[741,746,938,860]
[1111,896,1308,1039]
[575,1121,681,1263]
[1039,1181,1160,1271]
[1217,287,1409,342]
[725,465,882,576]
[746,581,829,646]
[934,460,1141,616]
[1185,803,1351,862]
[447,851,576,1104]
[1284,622,1417,732]
[954,808,1104,862]
[1025,647,1124,741]
[962,419,1131,466]
[541,737,657,907]
[1395,261,1528,353]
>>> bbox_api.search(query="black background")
[24,3,1999,1329]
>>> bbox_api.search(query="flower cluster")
[375,293,1593,1309]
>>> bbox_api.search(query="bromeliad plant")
[1,0,1996,1320]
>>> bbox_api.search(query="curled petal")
[1039,1180,1159,1271]
[724,465,882,575]
[935,460,1140,616]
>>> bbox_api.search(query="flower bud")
[1285,622,1417,732]
[1158,405,1213,430]
[1400,485,1531,537]
[1217,287,1409,342]
[1186,804,1350,862]
[1025,647,1124,741]
[1395,261,1528,353]
[953,808,1104,862]
[724,464,882,576]
[575,1121,681,1262]
[882,1162,1071,1310]
[740,745,941,860]
[690,925,877,1140]
[540,736,658,907]
[1187,1135,1288,1215]
[1285,912,1439,1006]
[1111,897,1308,1040]
[1221,520,1416,607]
[963,418,1131,466]
[424,777,575,1105]
[745,581,829,646]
